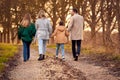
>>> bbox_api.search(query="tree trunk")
[6,0,11,43]
[7,28,10,43]
[101,7,106,46]
[116,0,120,53]
[90,0,97,45]
[91,24,96,45]
[105,0,114,51]
[3,29,6,43]
[0,31,2,43]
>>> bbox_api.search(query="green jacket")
[18,23,36,42]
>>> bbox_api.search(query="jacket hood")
[57,26,66,32]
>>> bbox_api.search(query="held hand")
[50,36,53,38]
[50,34,54,38]
[50,35,52,38]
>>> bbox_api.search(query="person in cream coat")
[68,8,84,61]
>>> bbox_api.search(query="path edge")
[0,46,21,80]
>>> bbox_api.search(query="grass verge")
[0,43,18,73]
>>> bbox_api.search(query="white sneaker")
[56,55,58,59]
[62,57,65,61]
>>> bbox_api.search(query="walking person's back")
[36,17,52,40]
[51,21,69,60]
[52,26,69,44]
[69,14,84,40]
[18,13,36,62]
[35,10,52,61]
[68,8,84,61]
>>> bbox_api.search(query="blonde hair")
[37,10,46,18]
[21,13,31,27]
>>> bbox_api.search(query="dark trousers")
[22,41,31,61]
[72,40,81,58]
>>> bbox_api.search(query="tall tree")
[86,0,102,44]
[57,0,70,23]
[115,0,120,53]
[103,0,116,50]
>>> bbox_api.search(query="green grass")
[0,43,18,72]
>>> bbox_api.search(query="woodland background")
[0,0,120,54]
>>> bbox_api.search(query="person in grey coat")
[68,8,84,61]
[35,10,52,60]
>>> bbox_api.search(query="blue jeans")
[56,44,65,58]
[22,41,31,61]
[38,38,47,54]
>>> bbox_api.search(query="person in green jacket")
[18,13,36,62]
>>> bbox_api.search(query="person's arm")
[18,25,22,40]
[65,29,69,37]
[81,16,84,30]
[33,21,38,42]
[31,23,36,37]
[48,20,53,35]
[68,17,74,32]
[35,20,38,30]
[51,28,57,37]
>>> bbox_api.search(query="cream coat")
[68,14,84,40]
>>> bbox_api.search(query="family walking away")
[18,8,84,62]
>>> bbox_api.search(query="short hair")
[59,21,64,26]
[72,8,78,13]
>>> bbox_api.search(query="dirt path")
[8,48,86,80]
[47,48,120,80]
[8,47,120,80]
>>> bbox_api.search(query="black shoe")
[43,55,45,60]
[38,54,43,61]
[62,58,65,61]
[55,55,58,59]
[24,60,27,62]
[27,58,29,61]
[74,56,78,61]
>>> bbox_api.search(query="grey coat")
[68,14,84,40]
[35,18,52,40]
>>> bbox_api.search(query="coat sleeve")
[35,21,38,30]
[51,29,57,37]
[18,25,22,40]
[34,21,38,39]
[48,20,53,35]
[31,23,36,37]
[65,29,69,37]
[68,17,74,32]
